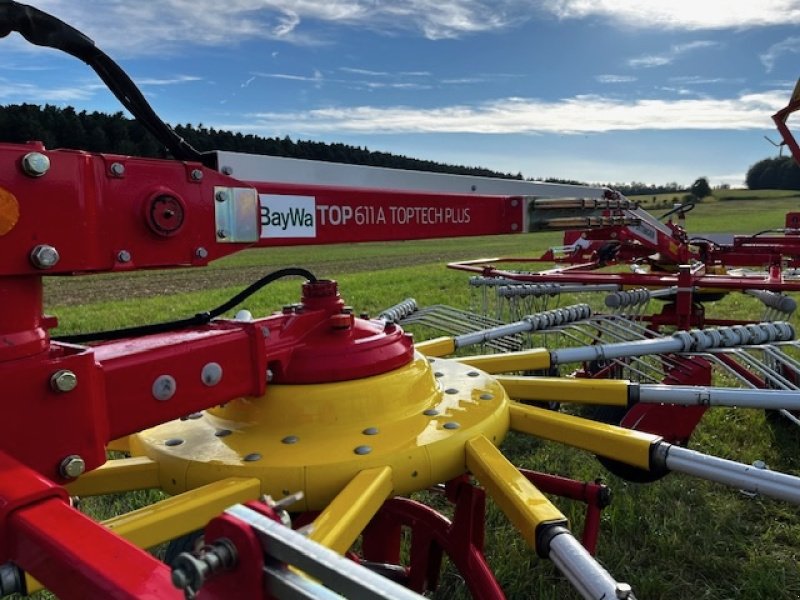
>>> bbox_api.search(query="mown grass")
[41,193,800,599]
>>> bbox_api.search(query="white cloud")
[543,0,800,30]
[628,41,719,69]
[21,1,532,55]
[595,74,637,83]
[6,1,799,61]
[0,80,95,102]
[760,37,800,72]
[135,75,203,86]
[227,90,788,135]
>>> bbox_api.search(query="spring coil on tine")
[378,298,418,323]
[676,322,795,352]
[604,288,650,311]
[497,283,562,298]
[523,304,591,332]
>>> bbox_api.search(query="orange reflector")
[0,187,20,236]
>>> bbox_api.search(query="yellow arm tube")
[308,466,394,554]
[509,403,659,470]
[466,435,566,552]
[415,336,456,357]
[497,376,630,407]
[456,348,551,373]
[66,456,161,496]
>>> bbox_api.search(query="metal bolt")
[243,453,261,462]
[423,409,439,416]
[59,455,85,479]
[443,422,460,430]
[50,369,78,393]
[201,362,223,386]
[217,229,227,239]
[195,246,209,259]
[21,152,50,177]
[190,168,203,181]
[215,190,229,203]
[109,162,125,176]
[221,166,233,175]
[281,435,299,444]
[354,445,372,455]
[117,249,131,263]
[152,375,177,401]
[362,427,379,435]
[30,244,60,269]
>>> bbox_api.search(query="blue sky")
[2,1,800,187]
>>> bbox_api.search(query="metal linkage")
[454,304,592,349]
[550,322,795,366]
[225,504,425,600]
[652,444,800,504]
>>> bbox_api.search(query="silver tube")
[454,304,591,348]
[656,445,800,505]
[226,505,424,600]
[639,385,800,410]
[550,323,795,365]
[549,533,636,600]
[745,289,798,314]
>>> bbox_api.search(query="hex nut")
[50,370,78,393]
[60,455,85,479]
[21,152,50,177]
[30,245,60,269]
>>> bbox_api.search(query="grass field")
[42,192,800,599]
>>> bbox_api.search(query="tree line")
[4,103,791,193]
[0,104,523,180]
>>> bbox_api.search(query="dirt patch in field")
[43,252,463,307]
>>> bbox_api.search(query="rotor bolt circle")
[21,152,50,177]
[30,244,60,269]
[59,455,85,479]
[50,369,78,393]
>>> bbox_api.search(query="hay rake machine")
[2,3,800,599]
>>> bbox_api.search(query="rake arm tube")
[651,444,800,504]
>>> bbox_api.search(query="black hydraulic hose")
[0,1,208,164]
[55,267,318,344]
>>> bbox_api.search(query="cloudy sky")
[3,1,800,186]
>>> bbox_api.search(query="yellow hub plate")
[130,353,509,511]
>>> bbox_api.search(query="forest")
[2,103,794,192]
